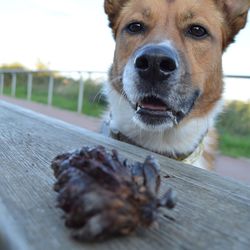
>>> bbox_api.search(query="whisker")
[92,89,105,104]
[108,75,123,84]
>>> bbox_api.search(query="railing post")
[87,71,92,80]
[27,73,33,101]
[11,73,17,97]
[48,75,54,106]
[0,74,4,96]
[77,74,84,114]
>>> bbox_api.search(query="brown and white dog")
[103,0,250,169]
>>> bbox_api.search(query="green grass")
[218,132,250,158]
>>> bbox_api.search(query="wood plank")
[0,100,250,250]
[0,199,30,250]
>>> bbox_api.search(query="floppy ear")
[104,0,129,29]
[217,0,250,48]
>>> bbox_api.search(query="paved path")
[0,96,101,132]
[215,156,250,185]
[1,95,250,185]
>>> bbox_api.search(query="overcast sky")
[0,0,113,71]
[0,0,249,100]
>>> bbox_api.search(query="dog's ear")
[217,0,250,48]
[104,0,129,29]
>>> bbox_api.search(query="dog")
[103,0,250,169]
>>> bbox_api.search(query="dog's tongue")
[139,97,167,111]
[140,102,166,111]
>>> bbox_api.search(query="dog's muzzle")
[123,43,199,129]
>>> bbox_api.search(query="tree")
[0,62,26,70]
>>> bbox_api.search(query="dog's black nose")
[134,45,178,82]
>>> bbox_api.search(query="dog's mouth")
[136,96,173,113]
[133,96,185,125]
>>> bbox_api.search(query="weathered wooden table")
[0,100,250,250]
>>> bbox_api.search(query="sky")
[0,0,249,100]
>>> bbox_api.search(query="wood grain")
[0,199,30,250]
[0,100,250,250]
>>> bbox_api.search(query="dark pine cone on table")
[51,145,176,241]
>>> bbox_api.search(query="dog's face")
[105,0,249,130]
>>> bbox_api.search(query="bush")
[217,101,250,158]
[217,101,250,136]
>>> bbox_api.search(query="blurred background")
[0,0,249,183]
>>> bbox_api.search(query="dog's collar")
[108,125,205,165]
[181,141,204,165]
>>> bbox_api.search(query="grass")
[218,132,250,158]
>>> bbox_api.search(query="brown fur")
[204,129,219,170]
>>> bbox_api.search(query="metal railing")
[0,70,249,113]
[0,70,107,113]
[224,75,250,79]
[224,75,250,102]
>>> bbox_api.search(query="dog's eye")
[126,22,145,34]
[187,25,208,39]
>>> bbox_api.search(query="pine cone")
[51,145,176,241]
